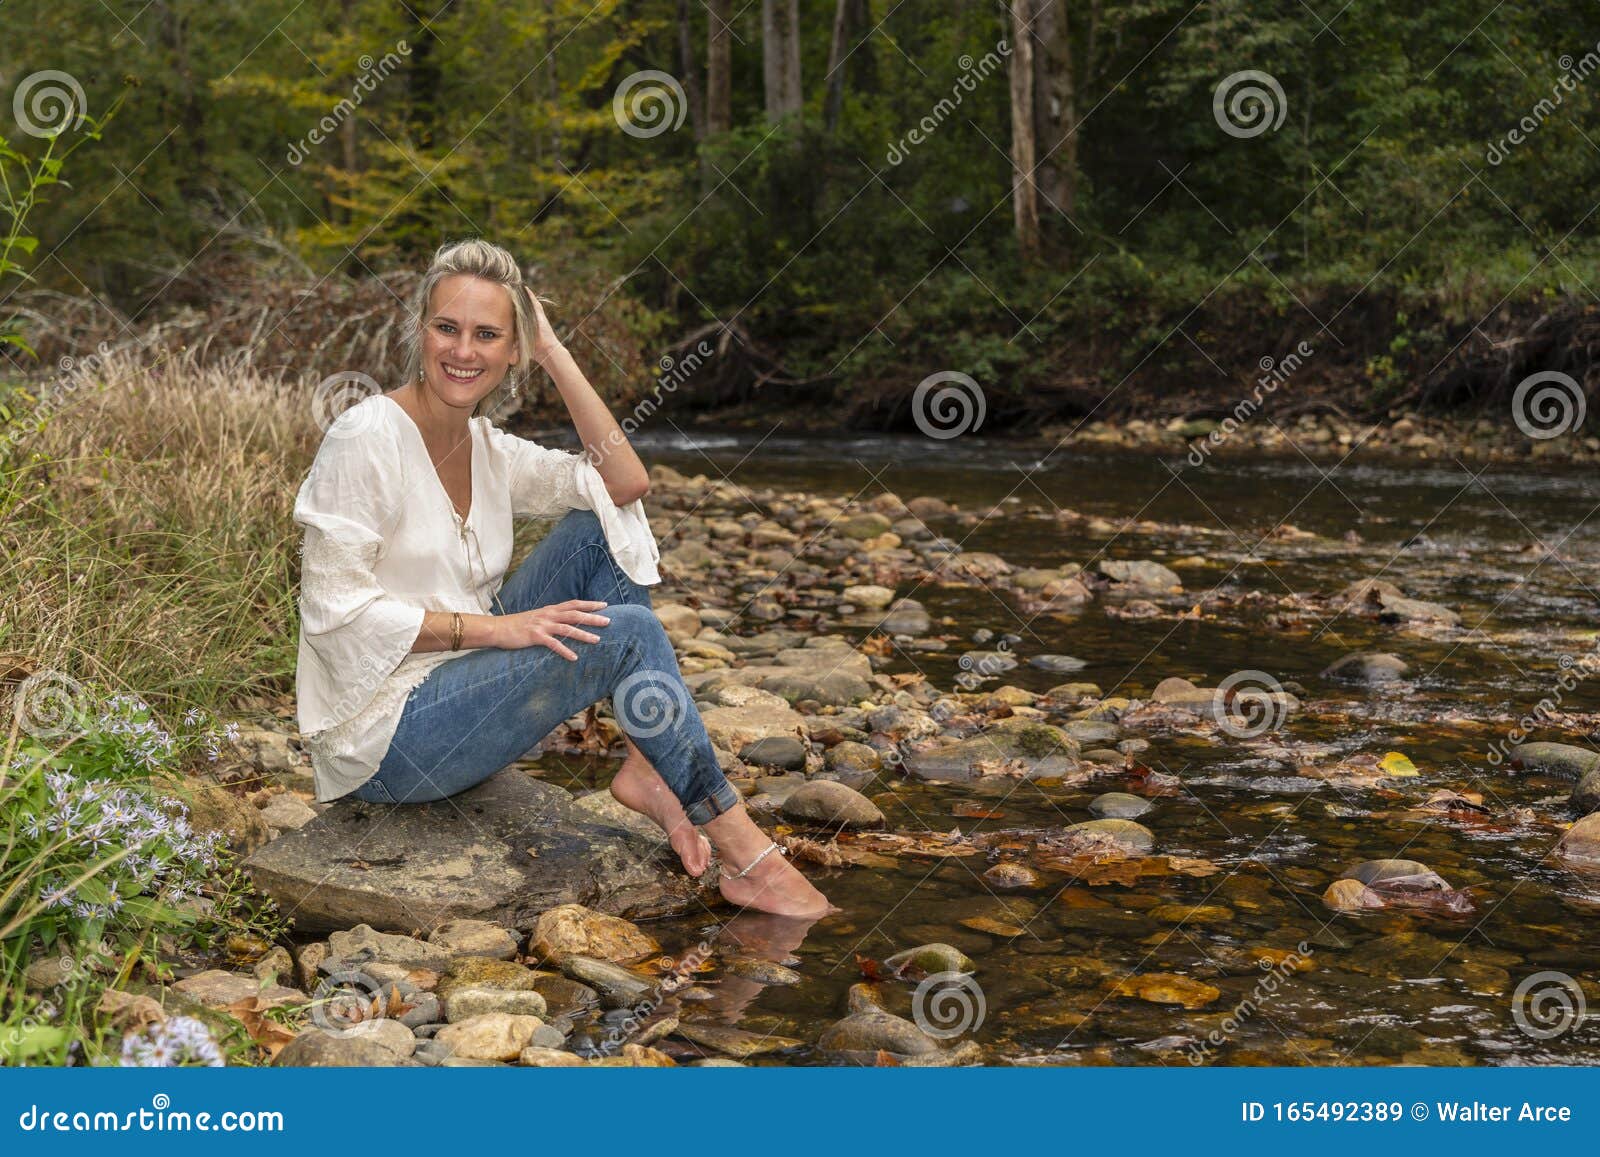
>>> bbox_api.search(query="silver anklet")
[721,840,786,881]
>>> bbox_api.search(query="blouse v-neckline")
[382,393,477,527]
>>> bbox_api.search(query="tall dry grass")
[1,347,321,716]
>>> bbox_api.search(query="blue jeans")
[352,508,742,825]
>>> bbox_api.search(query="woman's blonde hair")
[402,238,553,420]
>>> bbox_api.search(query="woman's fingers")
[539,632,578,661]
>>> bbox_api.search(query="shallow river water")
[534,430,1600,1066]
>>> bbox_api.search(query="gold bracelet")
[450,611,463,651]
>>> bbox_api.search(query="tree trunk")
[824,0,851,133]
[1007,0,1041,262]
[762,0,802,123]
[1031,0,1077,222]
[706,0,732,134]
[677,0,705,140]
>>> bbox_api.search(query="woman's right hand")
[494,599,610,659]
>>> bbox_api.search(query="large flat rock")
[244,771,703,936]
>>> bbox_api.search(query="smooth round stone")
[1320,652,1409,683]
[1063,818,1154,854]
[1089,792,1154,820]
[883,943,976,976]
[1029,654,1087,674]
[739,736,808,770]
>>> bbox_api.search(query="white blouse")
[293,392,661,802]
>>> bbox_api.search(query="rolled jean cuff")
[683,778,742,826]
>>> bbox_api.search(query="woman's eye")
[479,330,498,341]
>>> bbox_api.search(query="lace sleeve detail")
[484,422,587,519]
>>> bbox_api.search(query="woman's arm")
[526,288,650,506]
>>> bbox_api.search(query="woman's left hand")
[525,285,565,366]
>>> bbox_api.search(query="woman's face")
[419,273,518,410]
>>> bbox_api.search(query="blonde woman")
[292,239,830,919]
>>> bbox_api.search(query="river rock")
[424,919,516,960]
[884,943,976,976]
[260,793,317,832]
[363,1017,418,1058]
[434,957,540,1000]
[172,970,306,1010]
[1029,654,1087,673]
[1098,559,1181,591]
[1575,768,1600,815]
[817,1007,943,1059]
[825,741,882,774]
[444,987,549,1021]
[673,1021,804,1058]
[433,1013,543,1061]
[1061,818,1154,855]
[842,584,896,609]
[1557,814,1600,866]
[1508,742,1600,781]
[329,925,453,968]
[902,722,1080,783]
[1321,652,1409,683]
[558,956,653,1007]
[653,602,702,637]
[738,736,808,770]
[1335,579,1460,626]
[757,670,873,707]
[571,789,663,841]
[781,780,884,829]
[874,598,932,636]
[696,702,810,753]
[243,770,701,934]
[841,512,893,539]
[274,1027,417,1067]
[531,904,660,964]
[1089,792,1153,819]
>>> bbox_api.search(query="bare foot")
[609,752,712,876]
[716,841,833,918]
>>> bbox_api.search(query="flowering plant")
[1,687,238,1064]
